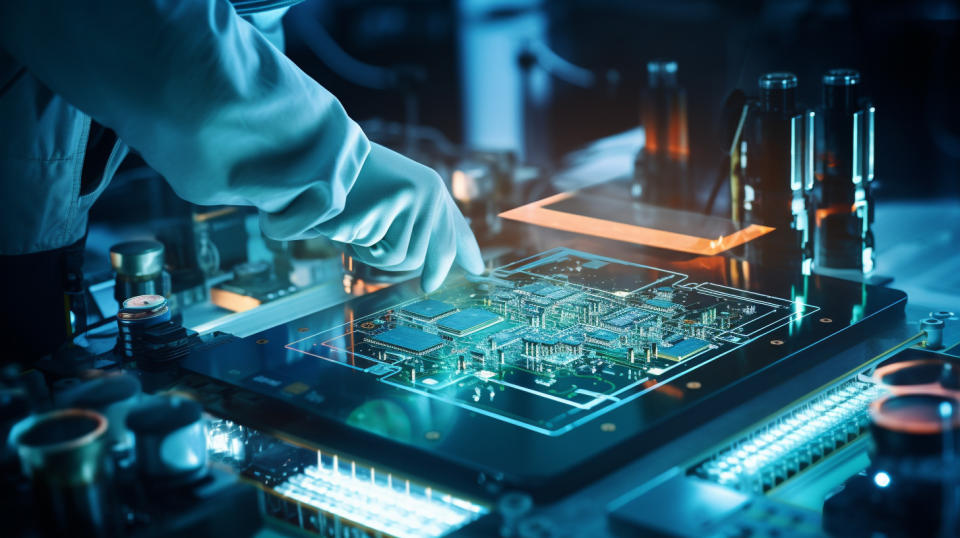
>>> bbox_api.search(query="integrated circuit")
[519,282,576,301]
[366,326,445,355]
[586,328,621,347]
[642,298,679,313]
[659,337,711,361]
[437,308,502,336]
[401,299,457,321]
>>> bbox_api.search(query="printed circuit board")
[287,249,819,435]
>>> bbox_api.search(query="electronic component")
[11,409,111,537]
[274,454,488,537]
[366,326,445,355]
[813,68,876,273]
[659,338,711,361]
[643,298,677,312]
[183,247,906,499]
[437,308,502,335]
[692,376,878,493]
[401,299,457,321]
[110,240,169,307]
[739,72,814,270]
[585,328,622,347]
[823,365,960,537]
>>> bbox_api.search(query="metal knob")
[109,240,165,278]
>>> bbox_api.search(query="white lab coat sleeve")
[0,0,369,241]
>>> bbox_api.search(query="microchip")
[561,334,584,347]
[642,298,678,313]
[542,352,579,366]
[401,299,456,321]
[547,288,577,301]
[532,284,564,297]
[586,329,621,346]
[519,283,547,295]
[366,326,444,355]
[603,316,635,329]
[525,296,554,308]
[522,331,559,346]
[660,338,711,362]
[602,308,643,329]
[489,326,526,347]
[438,309,502,336]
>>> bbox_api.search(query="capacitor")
[813,68,876,273]
[126,396,207,484]
[628,348,635,364]
[11,409,118,537]
[110,240,170,307]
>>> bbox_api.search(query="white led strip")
[275,457,487,538]
[696,378,880,493]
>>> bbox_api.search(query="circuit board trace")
[287,248,820,436]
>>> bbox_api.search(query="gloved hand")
[314,143,485,292]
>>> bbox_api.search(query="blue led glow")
[874,471,891,488]
[274,454,488,538]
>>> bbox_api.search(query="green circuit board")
[288,249,819,436]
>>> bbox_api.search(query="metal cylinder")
[823,68,861,112]
[741,72,812,270]
[646,59,678,88]
[870,393,960,458]
[126,396,206,484]
[813,68,876,272]
[921,318,945,350]
[759,72,798,114]
[11,409,117,537]
[110,240,170,306]
[116,294,171,360]
[634,59,688,207]
[57,374,141,452]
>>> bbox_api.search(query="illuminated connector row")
[274,454,488,538]
[693,377,879,493]
[206,418,248,464]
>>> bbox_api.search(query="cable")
[287,13,395,91]
[521,40,597,89]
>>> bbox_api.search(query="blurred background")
[82,0,960,334]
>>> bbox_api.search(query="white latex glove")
[314,143,485,292]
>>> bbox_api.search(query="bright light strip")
[206,418,247,463]
[274,457,487,538]
[696,378,879,493]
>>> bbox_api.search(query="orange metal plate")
[499,192,774,256]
